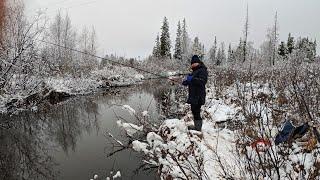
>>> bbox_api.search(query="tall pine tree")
[160,17,171,59]
[278,41,288,57]
[208,36,217,64]
[181,18,190,60]
[216,43,226,66]
[192,37,205,58]
[227,43,234,64]
[152,34,161,58]
[174,21,182,60]
[287,33,295,54]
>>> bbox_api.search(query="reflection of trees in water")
[45,97,100,154]
[0,97,99,180]
[0,112,57,180]
[97,80,186,118]
[140,80,187,119]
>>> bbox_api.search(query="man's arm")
[191,70,208,86]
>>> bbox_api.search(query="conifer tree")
[216,43,226,66]
[209,36,217,64]
[234,38,244,62]
[287,33,295,54]
[152,34,161,58]
[174,21,182,60]
[192,37,204,58]
[278,41,288,57]
[227,43,234,64]
[160,17,171,58]
[296,37,317,61]
[181,18,190,60]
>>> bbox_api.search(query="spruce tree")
[296,37,316,61]
[220,43,226,65]
[160,17,171,58]
[181,18,190,60]
[216,43,226,66]
[234,38,244,62]
[216,48,222,66]
[152,34,161,58]
[174,21,182,60]
[278,41,288,57]
[192,37,202,57]
[287,33,295,54]
[209,36,217,64]
[227,43,233,64]
[313,39,317,57]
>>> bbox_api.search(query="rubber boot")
[194,120,202,131]
[188,125,196,130]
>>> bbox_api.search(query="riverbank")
[0,66,150,114]
[0,65,182,114]
[116,66,320,179]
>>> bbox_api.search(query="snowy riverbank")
[0,65,181,114]
[116,75,320,179]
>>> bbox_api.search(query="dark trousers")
[191,104,202,131]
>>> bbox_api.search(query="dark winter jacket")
[182,63,208,105]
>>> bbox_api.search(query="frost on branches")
[115,62,320,180]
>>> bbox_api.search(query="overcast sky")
[24,0,320,59]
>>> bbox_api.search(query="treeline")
[0,0,99,93]
[150,11,318,68]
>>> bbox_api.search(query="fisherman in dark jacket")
[182,55,208,131]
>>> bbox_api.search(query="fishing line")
[36,38,187,83]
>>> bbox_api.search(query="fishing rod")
[36,39,188,83]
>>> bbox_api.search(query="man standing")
[182,55,208,131]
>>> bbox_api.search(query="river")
[0,80,186,180]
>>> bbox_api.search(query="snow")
[92,66,145,86]
[167,71,178,76]
[122,105,136,115]
[93,174,98,179]
[132,140,149,153]
[112,171,121,179]
[120,116,236,179]
[46,77,101,94]
[117,120,143,137]
[142,111,148,117]
[207,98,239,122]
[134,74,145,81]
[116,79,320,179]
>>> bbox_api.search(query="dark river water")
[0,80,185,180]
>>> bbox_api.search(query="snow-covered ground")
[116,79,320,179]
[116,84,241,179]
[0,65,154,113]
[45,76,102,94]
[92,66,145,87]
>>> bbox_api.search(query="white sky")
[24,0,320,59]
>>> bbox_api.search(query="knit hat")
[191,55,201,64]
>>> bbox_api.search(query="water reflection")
[0,97,99,180]
[0,112,57,180]
[0,80,185,180]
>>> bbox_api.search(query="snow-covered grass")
[114,64,320,179]
[0,65,150,113]
[45,76,102,94]
[92,66,145,86]
[116,101,238,179]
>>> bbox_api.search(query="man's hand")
[187,75,193,82]
[182,74,192,86]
